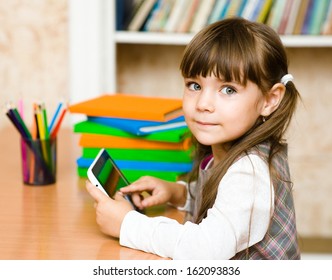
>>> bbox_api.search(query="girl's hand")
[120,176,187,210]
[86,181,134,238]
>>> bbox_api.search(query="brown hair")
[180,18,300,223]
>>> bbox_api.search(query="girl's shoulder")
[246,141,288,161]
[231,141,288,173]
[243,141,290,179]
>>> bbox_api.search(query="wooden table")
[0,127,184,260]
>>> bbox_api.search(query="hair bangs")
[180,32,261,86]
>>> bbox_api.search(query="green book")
[82,147,193,163]
[74,120,191,143]
[77,167,186,182]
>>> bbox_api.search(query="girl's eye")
[220,86,236,95]
[187,82,201,91]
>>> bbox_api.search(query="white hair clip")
[280,74,294,85]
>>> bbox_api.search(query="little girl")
[86,18,301,260]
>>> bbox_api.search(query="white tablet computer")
[87,148,140,212]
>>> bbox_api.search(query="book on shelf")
[301,0,315,34]
[116,0,140,30]
[283,0,301,35]
[87,115,187,136]
[322,0,332,34]
[176,0,199,33]
[224,0,243,19]
[292,0,310,34]
[163,0,191,32]
[249,0,267,22]
[74,120,190,143]
[127,0,157,31]
[69,94,183,122]
[256,0,274,23]
[240,0,260,21]
[278,0,295,34]
[308,0,331,35]
[207,0,229,24]
[189,0,216,33]
[144,0,176,32]
[266,0,287,32]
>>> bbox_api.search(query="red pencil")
[50,108,67,139]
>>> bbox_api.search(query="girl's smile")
[195,120,219,126]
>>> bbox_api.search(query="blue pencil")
[48,102,63,133]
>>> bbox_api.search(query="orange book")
[79,133,191,151]
[69,94,183,122]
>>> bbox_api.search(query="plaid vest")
[231,142,301,259]
[188,142,301,259]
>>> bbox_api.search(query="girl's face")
[182,74,266,160]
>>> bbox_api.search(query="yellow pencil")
[36,105,49,166]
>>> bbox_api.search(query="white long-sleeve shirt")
[119,154,274,259]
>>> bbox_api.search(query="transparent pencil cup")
[20,137,57,185]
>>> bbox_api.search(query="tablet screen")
[91,150,128,197]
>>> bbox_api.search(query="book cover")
[116,0,139,30]
[236,0,249,17]
[224,0,242,19]
[207,0,229,24]
[322,0,332,34]
[74,120,190,143]
[309,0,331,35]
[176,0,199,33]
[163,0,191,32]
[248,0,265,22]
[241,0,260,20]
[292,0,310,34]
[283,0,301,35]
[144,0,175,31]
[82,147,193,163]
[189,0,216,33]
[256,0,274,23]
[69,94,183,122]
[266,0,287,31]
[79,133,192,150]
[277,0,294,34]
[127,0,158,31]
[77,157,193,172]
[88,115,187,135]
[301,0,315,34]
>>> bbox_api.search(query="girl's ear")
[261,83,286,117]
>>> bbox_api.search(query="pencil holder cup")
[20,137,57,185]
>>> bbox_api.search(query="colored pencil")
[48,102,63,132]
[50,107,67,139]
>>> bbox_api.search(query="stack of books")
[69,94,193,183]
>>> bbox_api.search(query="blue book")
[88,115,187,136]
[76,157,193,172]
[301,0,315,34]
